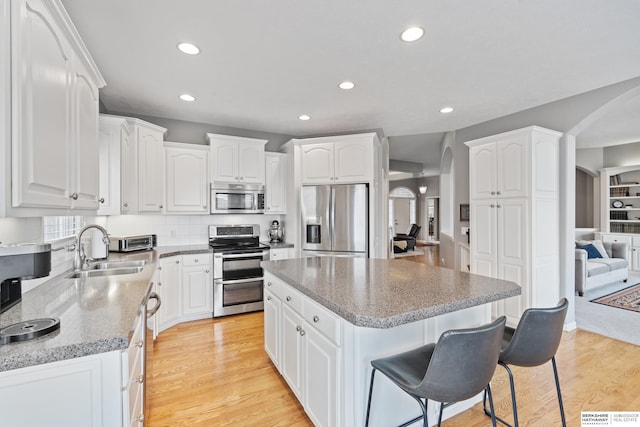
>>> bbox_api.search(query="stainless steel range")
[209,224,270,317]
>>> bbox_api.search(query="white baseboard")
[564,321,577,331]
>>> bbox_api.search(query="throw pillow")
[577,244,602,259]
[591,240,610,258]
[575,239,610,258]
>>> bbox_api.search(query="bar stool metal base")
[482,357,566,427]
[366,368,499,427]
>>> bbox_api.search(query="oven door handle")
[146,291,161,317]
[215,250,269,259]
[215,277,263,285]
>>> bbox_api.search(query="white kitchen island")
[261,257,521,427]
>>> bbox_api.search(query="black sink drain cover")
[0,318,60,345]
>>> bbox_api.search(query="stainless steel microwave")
[210,182,265,214]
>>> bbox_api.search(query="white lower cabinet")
[156,256,181,331]
[304,326,340,427]
[0,350,122,427]
[156,254,213,335]
[122,308,145,427]
[0,305,146,427]
[264,272,341,427]
[281,304,305,401]
[263,287,281,368]
[181,254,213,318]
[269,247,290,260]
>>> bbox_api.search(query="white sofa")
[575,240,629,296]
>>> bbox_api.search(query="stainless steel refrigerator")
[301,184,368,257]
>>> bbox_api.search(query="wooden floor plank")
[148,245,640,426]
[148,311,640,426]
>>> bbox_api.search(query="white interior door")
[394,199,411,234]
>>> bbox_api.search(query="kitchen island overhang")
[261,257,521,426]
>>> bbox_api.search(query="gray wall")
[576,148,604,174]
[575,169,594,228]
[109,111,293,152]
[603,141,640,167]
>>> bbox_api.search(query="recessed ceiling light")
[180,94,196,102]
[339,81,355,90]
[177,42,200,55]
[440,106,454,114]
[400,26,425,42]
[298,115,311,121]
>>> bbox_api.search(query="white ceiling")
[62,0,640,167]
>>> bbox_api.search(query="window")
[43,216,85,242]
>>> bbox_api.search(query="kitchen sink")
[66,266,145,279]
[89,260,147,270]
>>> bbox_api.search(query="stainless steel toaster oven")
[108,235,157,252]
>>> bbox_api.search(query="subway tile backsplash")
[105,214,285,246]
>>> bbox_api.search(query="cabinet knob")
[313,315,319,323]
[99,197,105,204]
[159,204,163,209]
[136,414,144,423]
[286,296,291,302]
[176,260,180,264]
[194,258,199,262]
[299,329,306,336]
[205,269,209,273]
[136,340,143,348]
[123,202,128,208]
[491,191,496,195]
[70,192,78,200]
[158,281,162,286]
[496,191,501,195]
[137,375,144,384]
[267,296,271,301]
[496,204,502,208]
[296,325,301,332]
[267,282,272,287]
[490,204,496,208]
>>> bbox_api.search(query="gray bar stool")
[483,298,569,427]
[365,316,506,427]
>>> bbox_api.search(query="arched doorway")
[389,186,416,235]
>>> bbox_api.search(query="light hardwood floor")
[148,310,640,426]
[148,245,640,426]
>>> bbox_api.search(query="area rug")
[591,283,640,313]
[393,248,425,258]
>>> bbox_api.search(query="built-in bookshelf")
[600,166,640,234]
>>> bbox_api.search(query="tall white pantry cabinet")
[466,126,562,327]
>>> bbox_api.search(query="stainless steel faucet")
[73,224,109,270]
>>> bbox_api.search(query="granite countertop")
[262,257,520,329]
[0,245,212,372]
[156,244,212,258]
[261,241,295,249]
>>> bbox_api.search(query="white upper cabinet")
[299,136,373,185]
[165,142,209,214]
[98,115,130,215]
[469,134,528,200]
[208,133,267,185]
[8,0,105,213]
[127,118,167,214]
[265,152,287,214]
